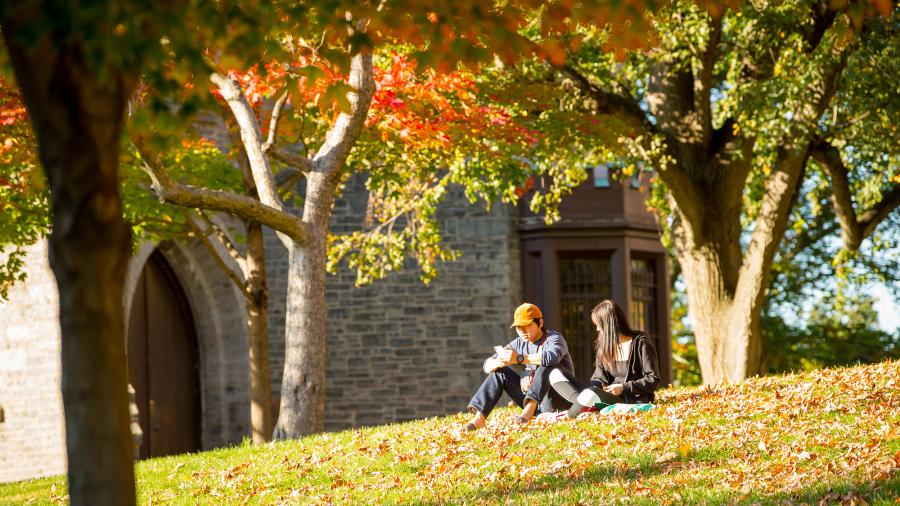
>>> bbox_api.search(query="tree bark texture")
[274,231,329,437]
[3,28,138,505]
[229,125,275,444]
[273,50,374,438]
[245,221,273,443]
[674,226,766,383]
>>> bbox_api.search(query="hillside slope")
[3,360,899,505]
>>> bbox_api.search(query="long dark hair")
[592,299,640,371]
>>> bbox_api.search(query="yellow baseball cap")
[510,303,543,328]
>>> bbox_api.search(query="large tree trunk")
[678,246,765,383]
[668,186,767,384]
[272,50,371,438]
[670,147,808,384]
[638,19,846,383]
[245,221,273,443]
[3,31,138,505]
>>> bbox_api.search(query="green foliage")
[0,163,48,300]
[671,276,703,387]
[762,290,900,375]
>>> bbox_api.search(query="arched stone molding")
[124,238,250,450]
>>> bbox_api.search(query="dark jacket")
[590,334,661,403]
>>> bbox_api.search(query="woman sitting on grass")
[550,299,662,418]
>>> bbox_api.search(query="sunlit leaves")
[0,78,47,299]
[331,52,538,285]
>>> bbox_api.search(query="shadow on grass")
[757,474,900,505]
[414,452,899,505]
[416,459,670,506]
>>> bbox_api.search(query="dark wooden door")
[559,254,612,380]
[127,251,201,459]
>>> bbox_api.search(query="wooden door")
[128,251,201,459]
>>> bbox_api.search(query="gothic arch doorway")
[127,250,201,459]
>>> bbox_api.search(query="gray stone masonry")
[0,242,67,483]
[265,174,523,430]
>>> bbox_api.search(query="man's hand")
[603,383,624,396]
[493,346,517,365]
[484,358,506,372]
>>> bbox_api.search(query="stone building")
[0,165,671,483]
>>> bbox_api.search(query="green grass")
[3,360,899,505]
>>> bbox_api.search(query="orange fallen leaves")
[133,360,900,504]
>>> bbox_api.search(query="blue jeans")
[467,366,569,417]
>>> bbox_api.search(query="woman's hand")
[603,383,624,396]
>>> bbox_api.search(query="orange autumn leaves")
[366,53,536,151]
[219,51,535,157]
[161,359,898,504]
[0,82,34,168]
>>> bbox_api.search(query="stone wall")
[0,236,254,484]
[0,143,525,483]
[0,242,67,483]
[265,175,523,429]
[198,112,526,429]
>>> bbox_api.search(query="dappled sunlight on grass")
[2,360,898,504]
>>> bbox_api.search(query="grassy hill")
[3,360,899,505]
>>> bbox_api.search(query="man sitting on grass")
[464,303,575,430]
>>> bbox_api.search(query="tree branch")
[780,218,840,265]
[310,50,375,177]
[223,104,298,250]
[136,148,309,245]
[210,72,285,211]
[805,1,840,54]
[262,88,290,151]
[258,87,313,189]
[196,210,247,272]
[557,61,710,226]
[812,139,900,250]
[303,48,375,227]
[560,64,657,135]
[696,15,723,149]
[735,43,852,307]
[271,151,312,188]
[185,214,250,297]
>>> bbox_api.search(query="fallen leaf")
[656,451,678,464]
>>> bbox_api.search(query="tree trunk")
[273,231,328,438]
[245,221,273,443]
[3,34,138,505]
[679,249,765,383]
[274,169,338,439]
[670,153,805,384]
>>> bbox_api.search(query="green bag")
[594,402,655,414]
